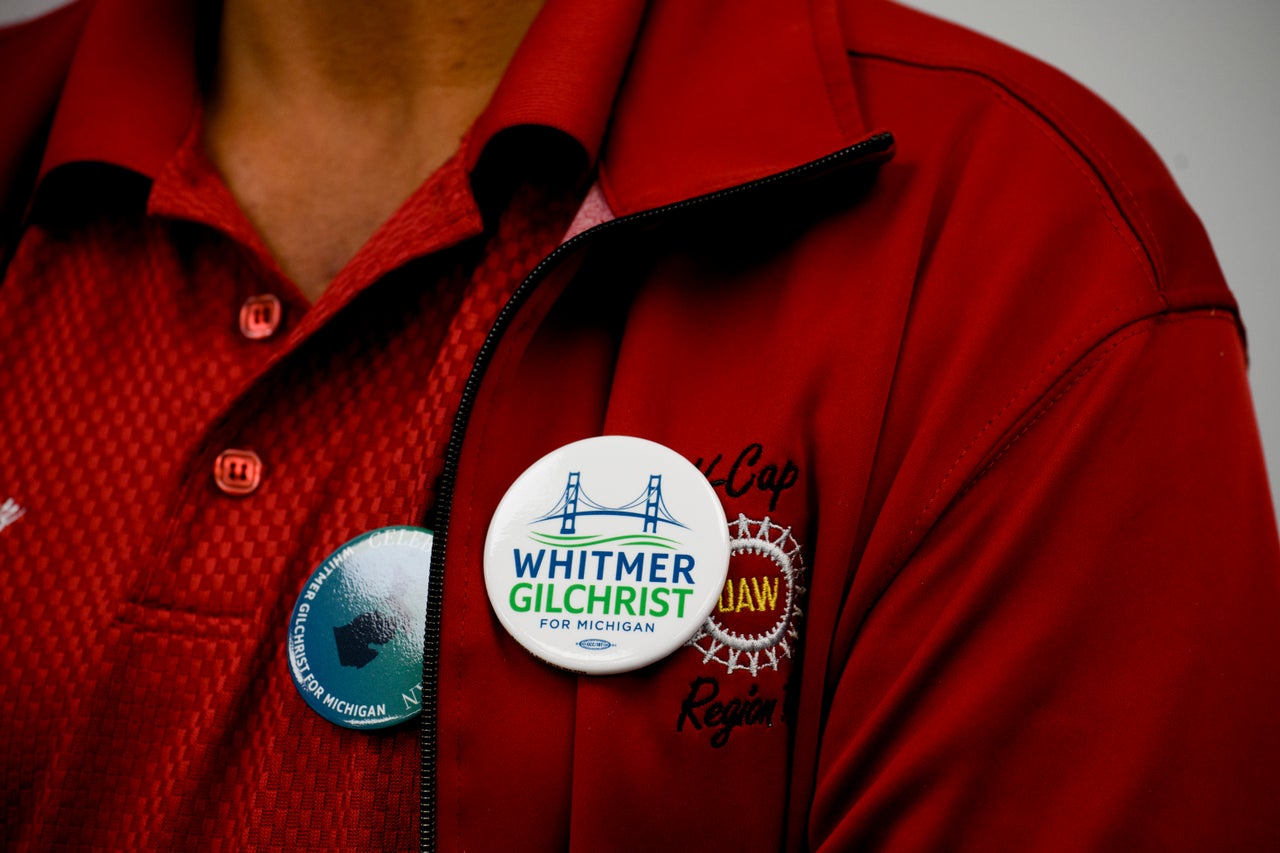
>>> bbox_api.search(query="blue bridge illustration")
[532,472,688,536]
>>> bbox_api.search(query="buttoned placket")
[138,121,488,614]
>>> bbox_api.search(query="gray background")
[5,0,1278,521]
[894,0,1280,522]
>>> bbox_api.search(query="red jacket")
[3,1,1278,851]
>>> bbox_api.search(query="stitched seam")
[891,310,1232,580]
[809,0,864,141]
[1043,104,1167,288]
[963,311,1236,494]
[849,51,1164,306]
[938,58,1171,288]
[888,294,1150,568]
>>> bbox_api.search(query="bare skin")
[204,0,546,301]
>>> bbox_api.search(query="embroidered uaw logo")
[686,514,806,676]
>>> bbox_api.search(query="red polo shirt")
[0,0,642,848]
[7,1,1280,851]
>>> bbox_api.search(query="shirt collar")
[38,0,647,191]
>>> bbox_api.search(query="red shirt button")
[214,449,263,495]
[239,294,283,339]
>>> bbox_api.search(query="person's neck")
[204,0,545,302]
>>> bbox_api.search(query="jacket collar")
[599,0,875,217]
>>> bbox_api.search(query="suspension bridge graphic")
[527,472,689,550]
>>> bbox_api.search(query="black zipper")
[417,130,894,852]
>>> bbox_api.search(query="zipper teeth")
[418,130,893,851]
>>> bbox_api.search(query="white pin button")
[484,436,730,675]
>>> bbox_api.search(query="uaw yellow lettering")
[513,548,696,585]
[717,577,780,613]
[511,582,694,618]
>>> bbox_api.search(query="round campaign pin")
[484,436,730,675]
[287,526,432,729]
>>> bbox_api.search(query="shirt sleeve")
[809,309,1280,851]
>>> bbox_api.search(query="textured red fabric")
[0,117,579,850]
[4,0,1280,851]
